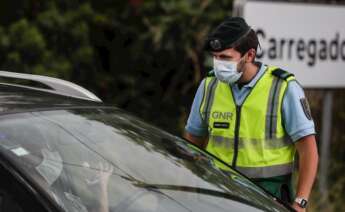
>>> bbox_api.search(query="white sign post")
[234,0,345,203]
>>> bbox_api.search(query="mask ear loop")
[237,52,247,74]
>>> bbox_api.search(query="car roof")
[0,84,104,114]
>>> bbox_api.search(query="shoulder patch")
[272,68,294,80]
[300,98,312,120]
[207,70,215,77]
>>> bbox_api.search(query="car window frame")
[0,151,64,212]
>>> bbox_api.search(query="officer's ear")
[246,48,256,63]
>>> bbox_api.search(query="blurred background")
[0,0,344,211]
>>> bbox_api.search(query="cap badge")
[210,39,222,51]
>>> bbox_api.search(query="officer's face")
[212,48,248,73]
[212,48,256,73]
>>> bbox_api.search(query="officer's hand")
[291,202,306,212]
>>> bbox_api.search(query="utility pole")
[319,91,333,203]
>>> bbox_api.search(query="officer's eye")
[219,55,232,60]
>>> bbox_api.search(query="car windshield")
[0,108,288,212]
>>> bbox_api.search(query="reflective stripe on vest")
[209,135,292,149]
[200,77,218,124]
[236,162,294,179]
[200,66,296,178]
[266,76,284,139]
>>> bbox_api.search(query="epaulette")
[207,70,215,77]
[272,68,294,80]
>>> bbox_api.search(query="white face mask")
[213,57,243,84]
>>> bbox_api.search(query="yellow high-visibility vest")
[200,66,296,178]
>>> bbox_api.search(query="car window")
[0,108,289,212]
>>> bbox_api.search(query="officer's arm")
[294,135,319,206]
[184,132,208,149]
[281,79,318,209]
[184,79,208,149]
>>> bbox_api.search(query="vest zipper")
[232,105,241,168]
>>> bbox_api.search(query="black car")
[0,71,291,212]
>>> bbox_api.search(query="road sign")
[238,1,345,88]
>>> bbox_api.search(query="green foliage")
[0,0,235,133]
[1,1,96,80]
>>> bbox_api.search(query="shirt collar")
[240,62,266,88]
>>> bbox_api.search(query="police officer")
[184,17,318,212]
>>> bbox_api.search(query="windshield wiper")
[133,182,267,211]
